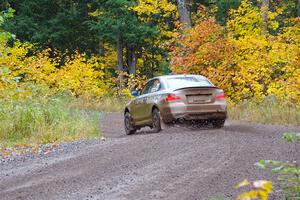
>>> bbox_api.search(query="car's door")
[131,80,154,123]
[141,79,162,123]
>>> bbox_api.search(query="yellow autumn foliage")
[0,40,109,98]
[226,0,300,102]
[132,0,177,18]
[131,0,178,44]
[236,179,273,200]
[56,53,107,97]
[171,0,300,103]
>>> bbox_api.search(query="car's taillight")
[215,92,226,100]
[166,94,182,102]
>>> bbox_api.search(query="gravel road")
[1,113,299,200]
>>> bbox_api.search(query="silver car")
[124,74,227,135]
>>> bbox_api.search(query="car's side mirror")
[131,90,139,97]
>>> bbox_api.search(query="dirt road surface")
[1,113,299,200]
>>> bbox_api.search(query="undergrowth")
[0,97,101,147]
[69,96,127,112]
[1,94,299,148]
[229,97,300,126]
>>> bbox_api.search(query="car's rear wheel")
[124,112,136,135]
[152,108,162,133]
[212,119,225,128]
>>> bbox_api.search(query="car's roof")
[156,74,207,80]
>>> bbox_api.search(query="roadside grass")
[2,94,299,148]
[229,97,300,126]
[69,96,300,126]
[68,96,127,112]
[0,97,101,147]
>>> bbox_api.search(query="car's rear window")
[166,77,213,89]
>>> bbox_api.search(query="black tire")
[152,108,162,133]
[212,119,225,128]
[124,112,136,135]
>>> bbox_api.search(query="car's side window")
[140,80,154,95]
[149,79,161,93]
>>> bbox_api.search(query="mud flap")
[160,117,173,130]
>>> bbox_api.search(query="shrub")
[0,42,109,99]
[256,133,300,199]
[236,179,273,200]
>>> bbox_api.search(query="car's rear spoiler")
[174,86,218,91]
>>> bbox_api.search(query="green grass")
[229,97,300,126]
[0,97,101,147]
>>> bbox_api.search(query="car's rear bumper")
[160,101,227,122]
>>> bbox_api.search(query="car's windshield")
[166,76,213,89]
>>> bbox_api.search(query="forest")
[0,0,300,145]
[1,0,299,100]
[1,2,300,198]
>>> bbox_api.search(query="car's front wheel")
[152,108,162,133]
[124,112,136,135]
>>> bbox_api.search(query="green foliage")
[256,133,300,199]
[90,0,158,44]
[216,0,241,25]
[3,0,97,53]
[0,7,14,42]
[89,0,162,76]
[283,133,300,143]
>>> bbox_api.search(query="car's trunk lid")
[174,87,218,104]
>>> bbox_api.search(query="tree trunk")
[126,47,131,72]
[98,41,105,56]
[126,48,137,76]
[117,31,124,89]
[261,0,269,34]
[130,51,137,75]
[176,0,192,30]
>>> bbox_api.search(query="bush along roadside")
[0,96,102,149]
[209,133,299,200]
[228,97,300,126]
[256,133,300,199]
